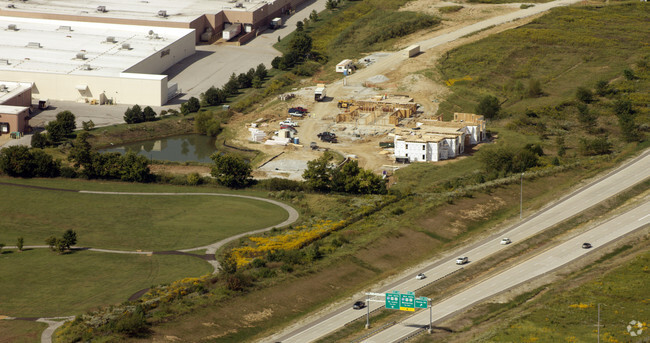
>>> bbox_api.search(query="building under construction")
[336,95,418,126]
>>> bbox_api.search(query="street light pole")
[520,172,524,220]
[428,304,432,333]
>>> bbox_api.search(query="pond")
[99,134,217,163]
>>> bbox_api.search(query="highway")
[363,201,650,342]
[268,151,649,343]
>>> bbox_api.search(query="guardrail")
[394,326,427,343]
[413,267,464,293]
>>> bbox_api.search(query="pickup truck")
[317,131,337,143]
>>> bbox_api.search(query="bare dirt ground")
[226,1,544,178]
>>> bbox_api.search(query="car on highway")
[456,256,468,265]
[500,238,511,245]
[416,273,426,280]
[352,301,365,310]
[582,242,592,249]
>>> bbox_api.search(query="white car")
[416,273,426,280]
[279,119,299,127]
[500,238,511,245]
[456,256,468,265]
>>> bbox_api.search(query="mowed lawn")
[0,249,212,317]
[0,319,47,343]
[0,179,289,250]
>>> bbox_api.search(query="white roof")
[0,81,32,104]
[0,104,29,115]
[0,16,194,77]
[0,0,268,22]
[337,59,353,66]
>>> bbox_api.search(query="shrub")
[623,68,636,80]
[181,97,201,115]
[31,131,48,148]
[579,137,611,155]
[476,95,501,119]
[257,178,305,191]
[575,86,593,103]
[520,4,534,9]
[439,5,463,13]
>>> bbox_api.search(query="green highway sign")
[400,292,415,312]
[415,296,428,309]
[385,291,400,310]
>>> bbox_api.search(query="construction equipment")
[337,100,353,109]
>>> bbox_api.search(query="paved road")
[268,150,649,342]
[363,202,650,342]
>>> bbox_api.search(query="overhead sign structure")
[385,291,400,310]
[400,292,415,312]
[415,296,428,309]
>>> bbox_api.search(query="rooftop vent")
[157,10,167,17]
[121,43,131,50]
[75,52,86,60]
[97,5,107,12]
[0,59,9,65]
[58,25,72,31]
[26,42,41,48]
[7,24,17,31]
[0,84,7,92]
[81,64,91,70]
[235,3,243,7]
[106,36,116,43]
[7,4,15,8]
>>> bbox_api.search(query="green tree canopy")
[210,153,252,188]
[475,95,500,119]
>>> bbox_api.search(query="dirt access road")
[234,0,580,177]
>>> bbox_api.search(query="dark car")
[582,243,592,249]
[353,301,365,310]
[318,132,337,143]
[288,106,308,114]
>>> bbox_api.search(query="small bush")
[520,4,534,9]
[257,178,305,191]
[575,86,593,103]
[439,5,464,13]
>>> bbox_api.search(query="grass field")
[466,249,650,342]
[0,320,47,343]
[0,249,212,317]
[0,178,289,250]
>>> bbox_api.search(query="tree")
[119,151,152,182]
[595,80,610,96]
[68,131,93,169]
[45,236,57,251]
[576,103,596,130]
[143,106,157,122]
[124,105,144,124]
[310,9,319,21]
[303,153,333,192]
[82,120,95,131]
[223,73,240,96]
[288,32,313,57]
[55,111,76,135]
[194,111,221,137]
[255,63,268,80]
[210,153,252,188]
[623,68,636,80]
[201,86,225,106]
[0,243,4,254]
[575,86,593,103]
[0,146,60,178]
[180,97,200,115]
[31,149,61,178]
[296,21,304,32]
[237,72,252,89]
[31,131,48,148]
[326,0,337,10]
[62,229,77,249]
[614,98,639,142]
[16,237,24,251]
[475,95,500,119]
[45,120,65,142]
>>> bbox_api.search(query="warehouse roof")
[0,16,194,77]
[0,0,267,22]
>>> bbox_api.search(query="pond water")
[99,134,217,163]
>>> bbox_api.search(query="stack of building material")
[249,127,266,142]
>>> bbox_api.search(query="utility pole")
[597,303,601,343]
[520,172,524,220]
[428,304,432,333]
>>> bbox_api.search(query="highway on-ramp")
[269,151,649,343]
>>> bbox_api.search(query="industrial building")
[393,113,486,163]
[0,0,307,43]
[0,81,32,135]
[0,16,195,106]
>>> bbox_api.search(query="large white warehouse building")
[0,16,195,106]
